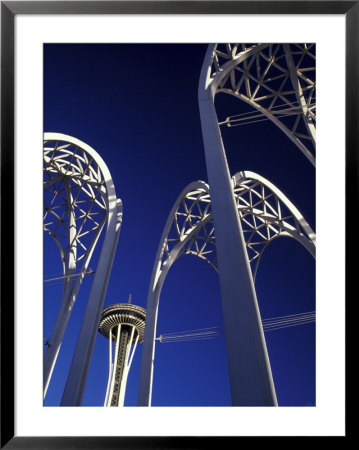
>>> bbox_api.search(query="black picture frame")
[1,1,353,448]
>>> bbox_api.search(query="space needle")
[98,297,146,406]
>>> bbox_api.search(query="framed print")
[1,1,353,448]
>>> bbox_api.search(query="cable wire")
[44,268,95,283]
[156,311,315,343]
[218,97,316,128]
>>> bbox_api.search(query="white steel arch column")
[137,169,316,405]
[59,139,122,406]
[43,133,122,405]
[60,195,122,405]
[137,182,212,406]
[197,45,277,406]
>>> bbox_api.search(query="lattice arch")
[233,171,316,279]
[205,43,316,166]
[151,172,315,287]
[43,133,122,398]
[138,171,315,406]
[159,181,217,271]
[44,137,109,286]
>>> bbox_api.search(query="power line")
[44,268,95,283]
[156,327,222,344]
[218,97,316,128]
[156,311,315,344]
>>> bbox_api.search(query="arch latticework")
[44,138,109,294]
[208,44,316,166]
[43,133,122,399]
[153,172,315,284]
[233,171,316,279]
[159,182,217,271]
[138,171,315,405]
[171,42,317,407]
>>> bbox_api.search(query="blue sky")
[44,43,315,407]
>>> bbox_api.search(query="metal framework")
[43,133,122,403]
[211,44,316,166]
[139,43,316,407]
[232,171,315,279]
[153,171,315,279]
[137,171,316,406]
[99,303,146,406]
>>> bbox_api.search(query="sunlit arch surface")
[206,43,316,166]
[233,171,316,279]
[43,133,122,399]
[155,181,216,273]
[152,172,315,283]
[44,137,109,292]
[138,172,316,405]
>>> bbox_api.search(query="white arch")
[205,44,316,166]
[43,133,122,404]
[137,172,315,406]
[233,171,316,279]
[195,43,316,406]
[137,181,210,406]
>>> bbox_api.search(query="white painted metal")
[137,181,211,406]
[117,326,135,407]
[232,171,316,279]
[108,324,122,405]
[128,333,139,371]
[139,43,316,406]
[198,44,278,406]
[104,327,113,406]
[60,194,122,405]
[195,43,315,406]
[137,171,315,406]
[43,133,122,399]
[211,44,316,166]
